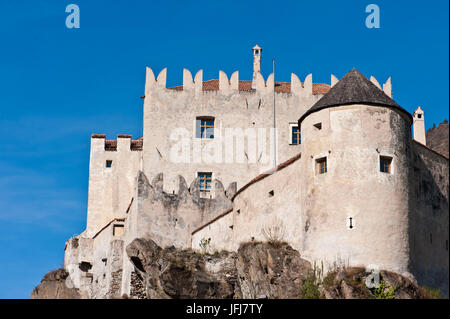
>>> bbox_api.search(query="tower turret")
[298,69,413,275]
[413,106,426,145]
[252,44,262,90]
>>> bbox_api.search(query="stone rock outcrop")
[320,267,440,299]
[32,239,442,299]
[126,238,240,299]
[126,238,313,299]
[236,242,312,299]
[125,238,443,299]
[31,268,82,299]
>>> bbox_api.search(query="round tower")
[297,69,414,274]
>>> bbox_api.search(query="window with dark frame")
[196,117,215,139]
[106,160,112,168]
[316,157,327,175]
[198,172,212,191]
[113,224,124,237]
[291,125,301,145]
[380,156,392,173]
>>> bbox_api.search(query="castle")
[64,46,449,298]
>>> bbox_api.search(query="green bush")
[301,271,320,299]
[371,280,396,299]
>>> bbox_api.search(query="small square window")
[106,160,112,168]
[418,114,422,119]
[198,172,212,191]
[316,157,327,175]
[113,224,124,237]
[380,156,392,173]
[196,117,214,139]
[291,125,301,145]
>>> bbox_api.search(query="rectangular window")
[198,172,212,191]
[106,160,112,168]
[291,125,301,145]
[113,224,124,237]
[316,157,327,175]
[380,156,392,173]
[196,117,214,139]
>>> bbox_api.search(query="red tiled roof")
[168,79,330,95]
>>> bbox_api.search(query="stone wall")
[86,134,141,237]
[142,68,325,194]
[130,171,234,249]
[192,104,428,278]
[411,141,449,296]
[191,153,303,253]
[192,210,234,253]
[298,105,413,274]
[64,219,126,298]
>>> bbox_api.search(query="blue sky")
[0,0,448,298]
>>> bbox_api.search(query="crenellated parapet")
[142,66,328,98]
[133,170,235,249]
[91,134,142,152]
[290,73,312,97]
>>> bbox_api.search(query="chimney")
[252,44,262,90]
[413,106,426,145]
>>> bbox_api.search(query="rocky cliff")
[31,268,82,299]
[32,238,441,299]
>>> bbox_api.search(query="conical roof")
[298,69,412,125]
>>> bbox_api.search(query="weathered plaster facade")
[64,47,448,298]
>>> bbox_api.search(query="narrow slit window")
[291,125,301,145]
[348,217,354,229]
[316,157,327,175]
[106,160,112,168]
[198,172,212,191]
[380,156,392,173]
[196,117,215,139]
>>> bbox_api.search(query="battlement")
[91,134,143,151]
[140,171,237,202]
[143,67,394,99]
[133,170,236,248]
[144,67,333,98]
